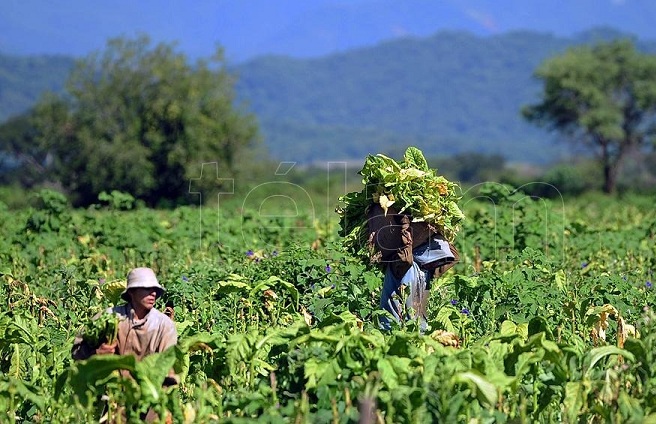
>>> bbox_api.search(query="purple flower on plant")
[646,281,652,289]
[246,250,254,257]
[581,262,588,268]
[325,265,332,273]
[182,275,188,282]
[450,299,458,305]
[461,308,470,316]
[99,278,106,284]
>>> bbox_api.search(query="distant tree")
[523,39,656,194]
[0,113,46,186]
[12,35,259,206]
[429,152,506,184]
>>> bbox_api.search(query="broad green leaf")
[134,347,177,402]
[387,356,412,375]
[377,357,399,389]
[422,355,440,385]
[2,316,37,346]
[563,381,588,423]
[9,343,22,379]
[453,371,498,407]
[252,358,276,376]
[0,377,44,411]
[499,320,517,336]
[216,279,250,295]
[304,358,339,389]
[178,331,222,352]
[69,354,137,406]
[584,346,634,376]
[403,146,429,171]
[513,350,544,378]
[227,332,254,369]
[435,305,458,333]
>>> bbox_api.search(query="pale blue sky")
[1,0,654,63]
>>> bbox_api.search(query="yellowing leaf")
[100,279,126,304]
[555,269,566,290]
[429,329,460,347]
[378,194,395,215]
[301,307,313,326]
[77,234,91,246]
[183,403,196,424]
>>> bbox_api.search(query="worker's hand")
[95,342,117,355]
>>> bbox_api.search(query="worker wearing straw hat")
[72,267,177,361]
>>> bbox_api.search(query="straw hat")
[120,267,165,302]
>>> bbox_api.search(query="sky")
[1,0,655,63]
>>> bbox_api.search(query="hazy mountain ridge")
[0,53,75,123]
[234,27,655,163]
[1,27,655,165]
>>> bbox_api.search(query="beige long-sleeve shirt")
[72,303,177,361]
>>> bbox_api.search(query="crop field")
[1,184,655,423]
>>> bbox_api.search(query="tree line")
[0,36,259,206]
[0,35,655,206]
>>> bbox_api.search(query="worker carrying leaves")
[71,267,178,421]
[72,267,177,362]
[337,147,464,331]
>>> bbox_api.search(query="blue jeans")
[379,261,431,332]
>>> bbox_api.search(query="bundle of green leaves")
[337,147,465,264]
[81,312,120,347]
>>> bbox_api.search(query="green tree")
[0,113,46,186]
[27,35,259,205]
[523,39,656,194]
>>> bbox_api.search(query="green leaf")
[435,305,458,333]
[554,269,566,290]
[304,358,339,389]
[0,377,45,411]
[2,316,37,346]
[227,332,254,370]
[9,343,22,379]
[251,276,299,308]
[563,381,588,423]
[584,346,634,377]
[252,358,276,376]
[69,354,137,406]
[216,279,250,295]
[453,371,498,407]
[134,347,177,403]
[403,146,429,172]
[377,357,399,389]
[499,320,517,336]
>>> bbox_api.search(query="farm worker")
[72,267,178,422]
[72,266,178,363]
[367,204,459,332]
